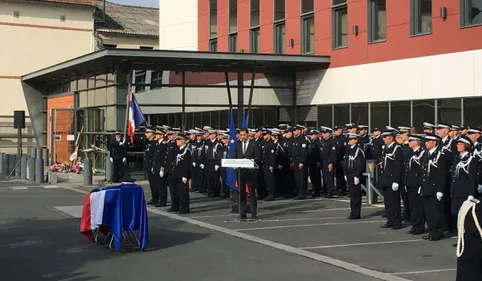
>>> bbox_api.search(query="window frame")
[209,38,218,51]
[250,27,260,53]
[274,0,286,22]
[332,0,348,49]
[134,70,146,93]
[228,0,238,34]
[228,33,238,52]
[274,21,286,54]
[367,0,387,43]
[300,0,315,54]
[250,0,260,28]
[460,0,482,28]
[150,71,163,90]
[209,0,218,39]
[410,0,433,36]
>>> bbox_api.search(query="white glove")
[467,195,475,202]
[392,182,399,191]
[182,177,188,184]
[344,176,347,181]
[436,192,443,201]
[277,165,282,170]
[404,186,407,192]
[200,164,205,169]
[478,184,482,193]
[215,165,219,171]
[418,186,421,194]
[122,157,126,163]
[354,177,359,185]
[192,162,196,167]
[110,157,113,163]
[151,167,154,173]
[119,142,124,146]
[159,171,164,178]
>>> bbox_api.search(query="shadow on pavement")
[0,217,210,281]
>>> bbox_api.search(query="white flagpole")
[123,69,132,142]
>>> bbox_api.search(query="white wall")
[158,0,198,50]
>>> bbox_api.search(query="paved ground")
[0,177,459,281]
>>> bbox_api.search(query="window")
[301,0,314,14]
[370,102,389,130]
[332,0,348,49]
[410,0,432,35]
[229,0,237,33]
[151,71,163,89]
[437,98,461,126]
[274,0,285,22]
[210,0,218,38]
[351,103,369,126]
[209,38,218,51]
[461,0,482,27]
[134,70,146,92]
[301,13,315,54]
[334,104,350,127]
[390,101,411,128]
[412,99,435,132]
[250,28,260,53]
[463,97,482,127]
[265,108,278,127]
[228,33,238,52]
[318,105,333,127]
[251,0,260,27]
[368,0,386,42]
[274,22,286,54]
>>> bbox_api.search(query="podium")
[221,159,258,221]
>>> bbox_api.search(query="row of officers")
[139,122,482,236]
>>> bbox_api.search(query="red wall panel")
[198,0,209,51]
[237,0,250,52]
[259,0,274,53]
[217,0,229,52]
[285,0,301,54]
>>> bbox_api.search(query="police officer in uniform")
[151,127,167,207]
[254,127,266,199]
[333,126,348,196]
[307,130,321,197]
[343,133,365,219]
[379,128,404,229]
[191,130,205,193]
[290,125,308,200]
[467,128,482,198]
[404,134,425,235]
[108,130,127,183]
[172,134,192,214]
[282,127,296,198]
[420,134,447,241]
[163,130,178,212]
[319,127,337,198]
[143,126,157,204]
[205,130,223,197]
[219,133,230,199]
[398,127,412,222]
[261,130,276,201]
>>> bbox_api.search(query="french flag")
[80,190,109,241]
[127,92,146,143]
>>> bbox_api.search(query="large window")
[351,103,369,126]
[463,97,482,127]
[301,0,314,54]
[370,102,389,130]
[250,28,260,53]
[251,0,260,27]
[318,105,333,127]
[134,70,146,92]
[412,100,435,132]
[229,0,237,33]
[390,101,411,128]
[334,104,350,127]
[410,0,432,35]
[368,0,386,42]
[209,38,218,51]
[437,98,461,126]
[274,0,286,54]
[461,0,482,27]
[209,0,217,38]
[332,0,348,49]
[228,33,238,52]
[150,71,163,89]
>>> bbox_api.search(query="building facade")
[148,0,482,132]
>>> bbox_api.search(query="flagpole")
[124,69,132,141]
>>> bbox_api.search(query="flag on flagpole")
[225,111,237,190]
[127,92,146,144]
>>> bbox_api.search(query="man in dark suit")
[108,130,127,183]
[234,128,261,219]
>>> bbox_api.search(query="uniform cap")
[194,127,202,131]
[271,131,280,136]
[382,127,398,137]
[171,127,181,132]
[345,123,356,129]
[115,130,122,134]
[372,127,381,132]
[203,126,213,131]
[450,125,460,131]
[347,133,360,139]
[217,130,228,134]
[460,125,470,130]
[278,124,289,129]
[263,130,272,135]
[423,122,435,129]
[208,130,217,134]
[321,126,333,133]
[161,125,171,130]
[310,129,320,134]
[398,126,411,133]
[175,134,187,141]
[424,133,440,141]
[457,135,473,148]
[358,125,368,130]
[145,125,155,133]
[408,134,423,141]
[436,123,451,129]
[467,128,481,134]
[333,125,342,130]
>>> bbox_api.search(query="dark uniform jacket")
[261,140,276,167]
[109,137,127,160]
[439,137,457,174]
[192,140,205,167]
[162,140,177,175]
[420,148,447,196]
[152,140,166,174]
[307,139,321,167]
[143,138,156,172]
[343,144,365,178]
[404,146,424,187]
[173,144,191,180]
[451,153,477,198]
[205,139,223,166]
[319,138,337,165]
[289,135,308,165]
[359,134,371,159]
[370,136,384,162]
[472,142,482,187]
[334,134,347,163]
[379,142,404,187]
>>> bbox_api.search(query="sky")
[109,0,158,8]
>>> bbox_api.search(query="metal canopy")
[21,48,330,85]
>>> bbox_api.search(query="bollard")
[4,154,9,174]
[84,159,93,186]
[15,155,21,178]
[105,156,113,182]
[42,148,48,167]
[27,157,35,181]
[8,154,15,177]
[35,151,44,184]
[31,147,37,159]
[20,156,27,180]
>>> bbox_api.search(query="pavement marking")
[8,186,28,190]
[227,216,348,223]
[303,206,385,212]
[299,239,424,250]
[392,268,456,275]
[190,214,232,218]
[234,220,386,232]
[60,185,411,281]
[42,185,61,189]
[53,206,83,218]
